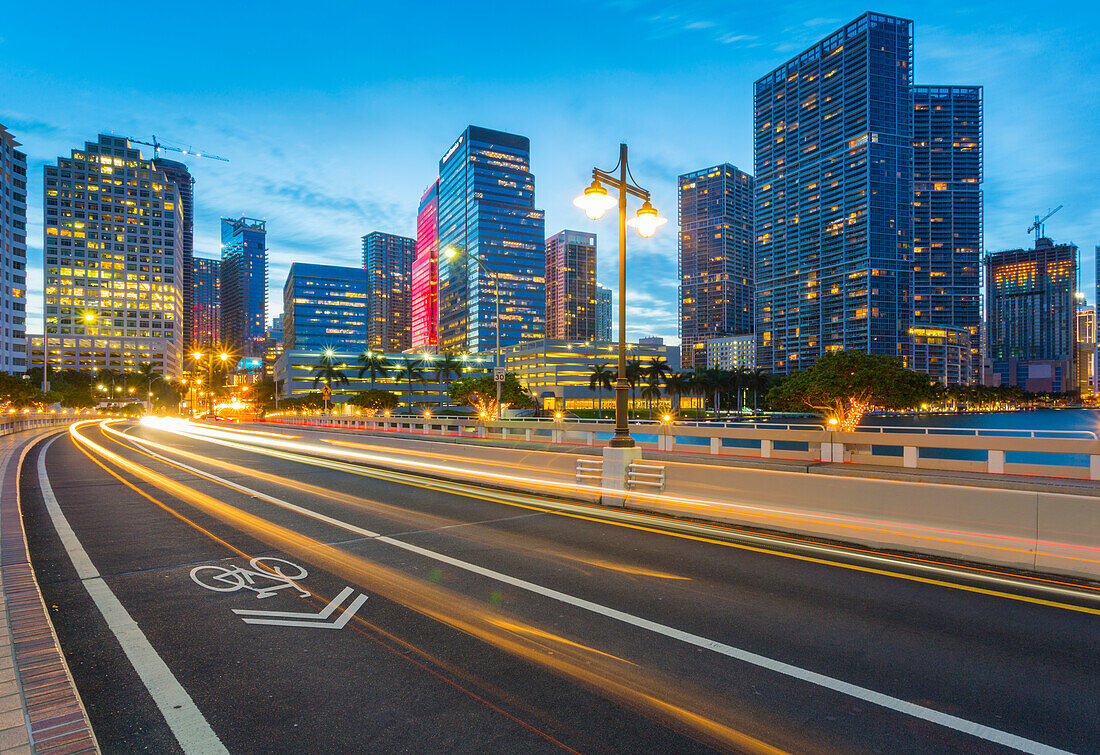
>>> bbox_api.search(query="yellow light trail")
[149,417,1098,565]
[125,419,1100,616]
[71,421,791,754]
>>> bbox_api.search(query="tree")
[392,355,426,412]
[346,389,400,415]
[644,357,670,416]
[434,354,465,409]
[449,374,534,420]
[587,362,614,419]
[0,374,49,408]
[312,353,349,414]
[625,358,644,418]
[686,371,707,420]
[356,351,390,391]
[641,383,662,418]
[746,368,768,413]
[663,372,689,413]
[765,350,933,430]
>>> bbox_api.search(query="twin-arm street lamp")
[573,144,666,449]
[191,349,231,418]
[442,245,504,416]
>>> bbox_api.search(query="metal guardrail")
[627,462,666,493]
[576,458,602,484]
[856,425,1099,439]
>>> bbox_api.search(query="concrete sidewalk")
[0,429,96,754]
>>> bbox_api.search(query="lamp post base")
[601,445,642,507]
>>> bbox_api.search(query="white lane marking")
[118,428,1074,755]
[234,586,353,618]
[235,593,368,629]
[37,437,228,755]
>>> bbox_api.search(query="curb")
[0,429,97,754]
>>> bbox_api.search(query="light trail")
[75,421,1081,754]
[71,421,790,754]
[140,416,1100,574]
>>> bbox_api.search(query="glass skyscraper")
[985,239,1078,392]
[436,126,546,354]
[42,134,183,375]
[191,256,220,349]
[282,262,369,353]
[678,164,754,371]
[362,230,415,353]
[220,216,268,357]
[411,180,439,351]
[754,13,914,374]
[912,86,983,382]
[0,125,27,373]
[154,159,194,352]
[545,230,597,341]
[596,283,612,343]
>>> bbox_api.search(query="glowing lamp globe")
[573,180,615,221]
[627,200,667,238]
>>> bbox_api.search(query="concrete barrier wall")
[258,419,1100,580]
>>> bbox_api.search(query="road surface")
[19,419,1100,753]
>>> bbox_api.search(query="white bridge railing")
[260,414,1100,480]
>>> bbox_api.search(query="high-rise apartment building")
[678,164,754,370]
[596,283,612,342]
[43,134,183,375]
[154,159,194,352]
[754,13,914,374]
[912,86,983,382]
[985,238,1078,392]
[545,230,597,341]
[282,262,369,352]
[362,230,415,353]
[411,181,439,351]
[1076,304,1095,397]
[437,126,546,354]
[0,125,27,373]
[191,256,220,349]
[220,216,268,357]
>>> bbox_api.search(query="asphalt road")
[18,419,1100,754]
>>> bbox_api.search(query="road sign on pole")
[493,367,506,383]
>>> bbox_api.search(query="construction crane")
[126,134,228,163]
[1027,205,1063,242]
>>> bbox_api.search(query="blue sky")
[3,1,1098,343]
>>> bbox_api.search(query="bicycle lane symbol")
[190,557,367,630]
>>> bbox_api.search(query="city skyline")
[3,2,1099,346]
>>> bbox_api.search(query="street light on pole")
[443,245,504,418]
[573,144,666,450]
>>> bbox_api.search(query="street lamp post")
[442,246,503,417]
[574,144,666,449]
[574,144,666,497]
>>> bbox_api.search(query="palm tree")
[663,372,688,413]
[435,354,464,409]
[625,358,644,419]
[312,352,349,413]
[393,355,425,412]
[686,371,707,420]
[587,362,614,419]
[356,350,390,391]
[746,367,767,413]
[644,357,670,398]
[641,382,662,418]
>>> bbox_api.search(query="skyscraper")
[437,126,546,354]
[154,159,194,351]
[43,134,183,375]
[596,283,612,343]
[545,230,597,341]
[282,263,369,352]
[191,256,220,349]
[754,13,914,374]
[0,125,27,373]
[362,230,415,353]
[411,180,439,351]
[985,238,1078,392]
[912,86,983,382]
[678,164,754,371]
[220,216,268,357]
